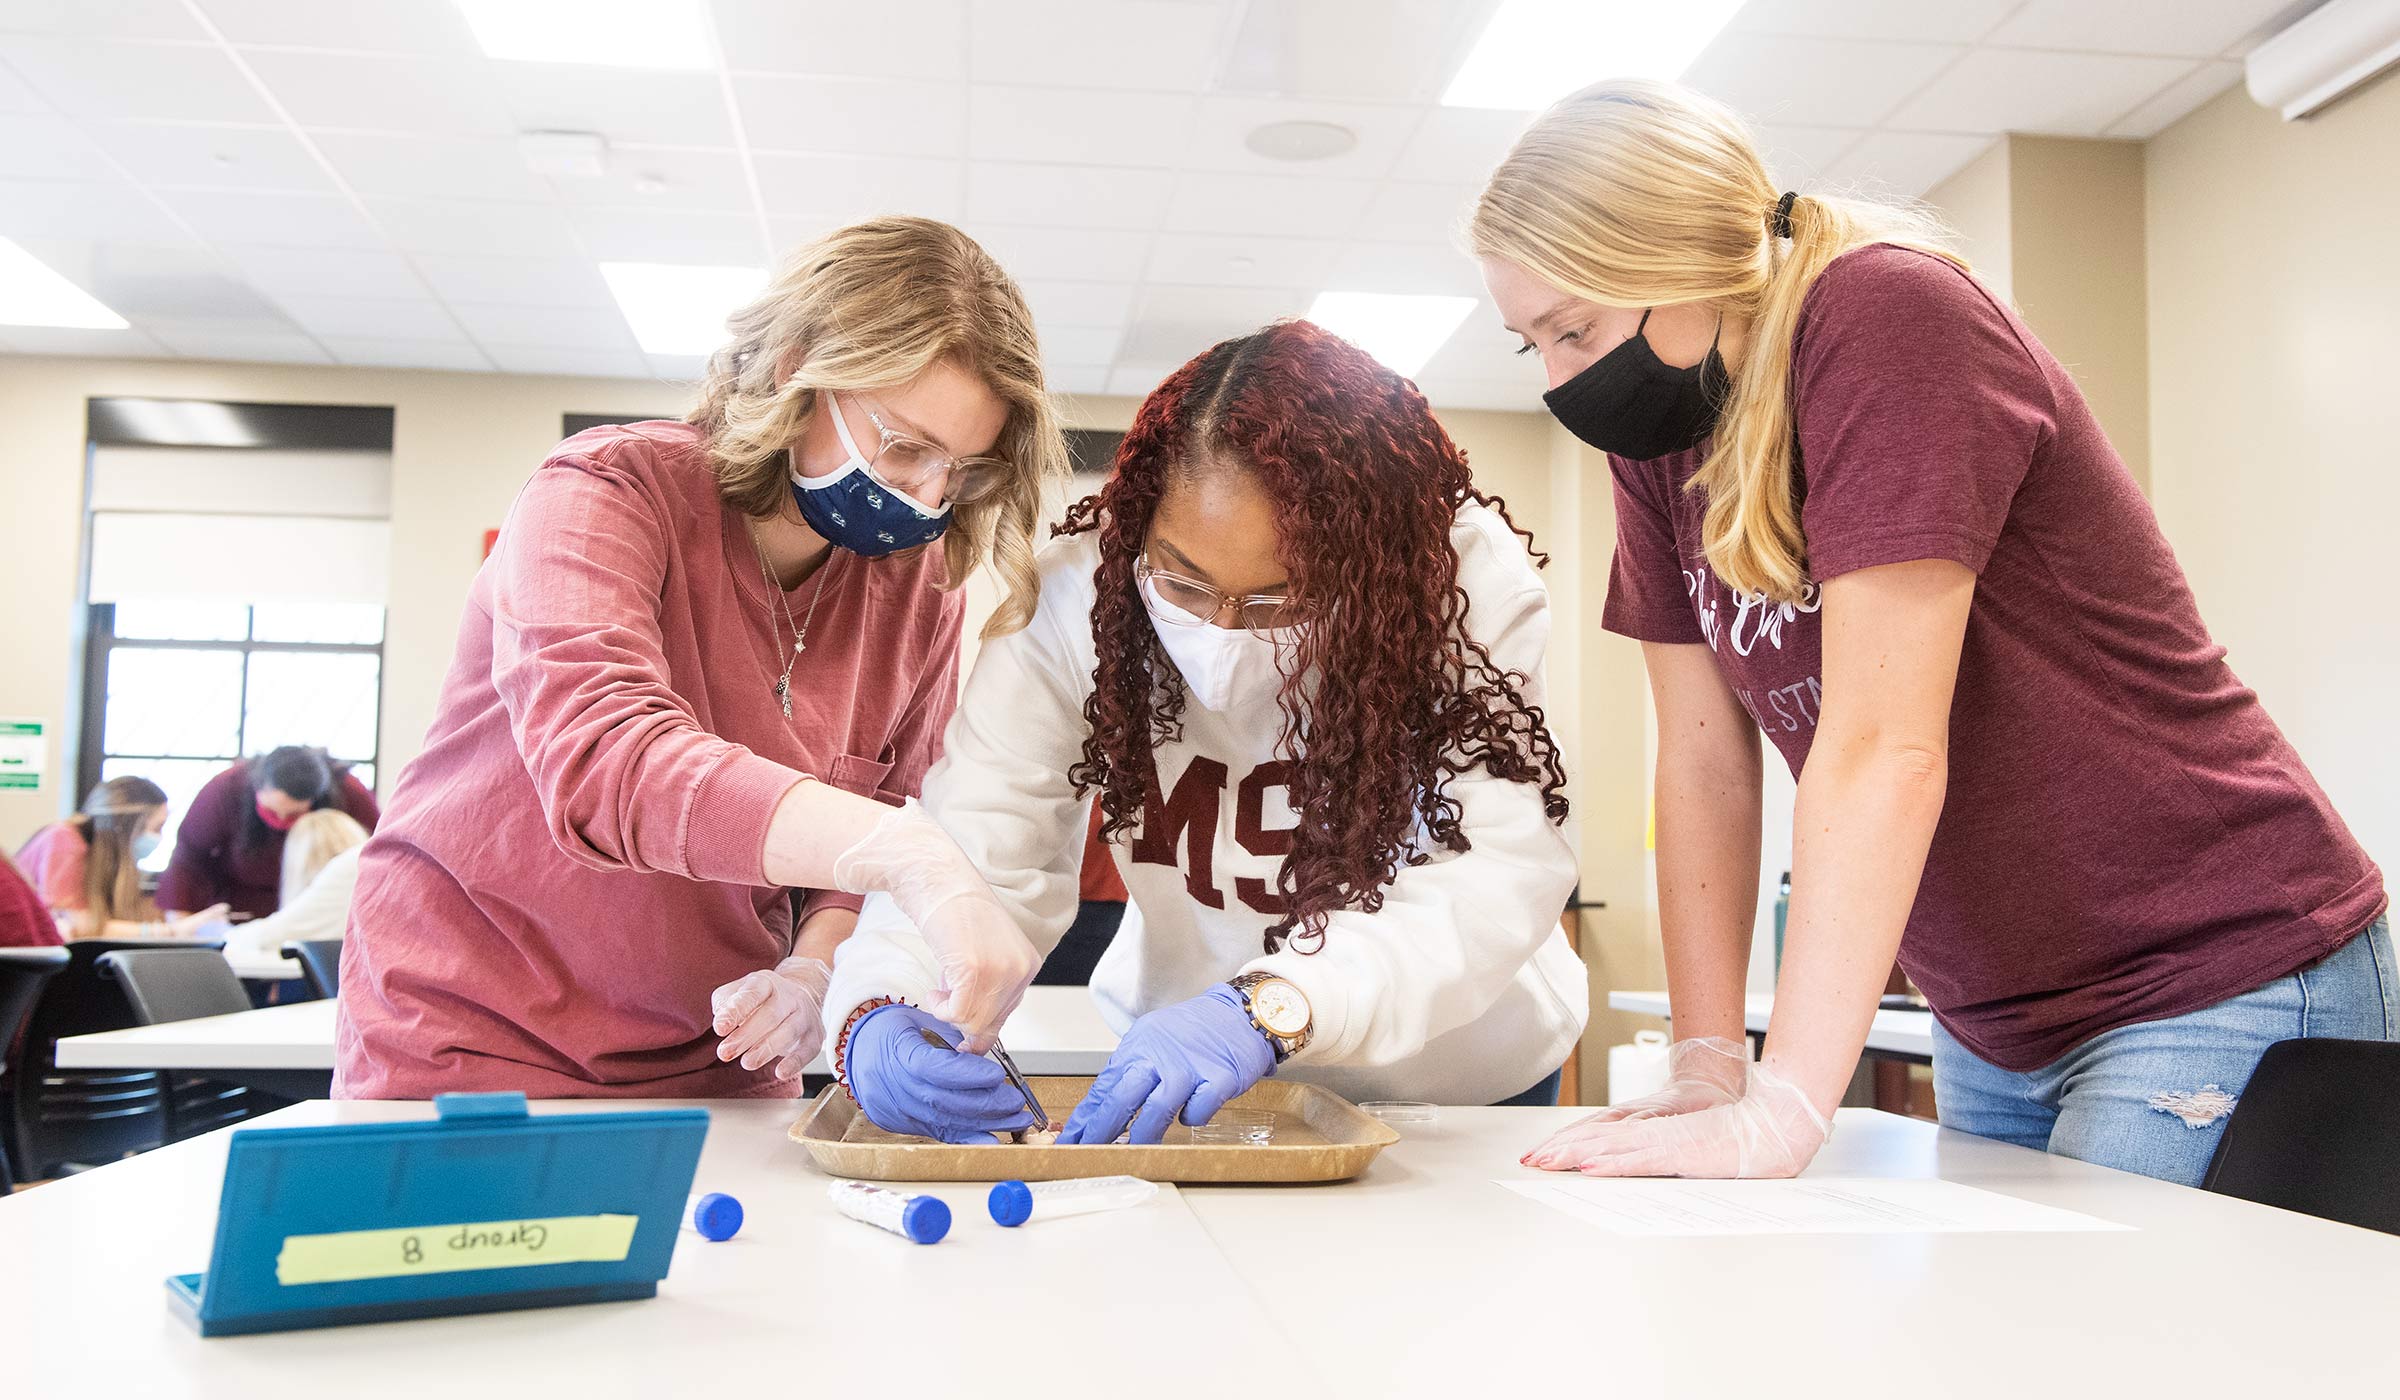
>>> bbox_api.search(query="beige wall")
[1927,139,2015,300]
[2145,75,2400,877]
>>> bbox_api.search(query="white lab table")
[54,983,1123,1076]
[1610,989,1937,1063]
[2,1100,2394,1398]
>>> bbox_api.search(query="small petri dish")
[1188,1107,1274,1145]
[1358,1101,1439,1128]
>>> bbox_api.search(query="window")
[81,601,384,873]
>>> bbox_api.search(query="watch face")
[1251,980,1309,1036]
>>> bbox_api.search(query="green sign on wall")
[0,718,44,792]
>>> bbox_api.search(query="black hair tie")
[1770,190,1798,240]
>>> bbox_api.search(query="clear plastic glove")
[1518,1035,1749,1166]
[1057,984,1277,1146]
[843,1004,1037,1145]
[1522,1059,1832,1178]
[831,800,1037,1054]
[711,956,832,1082]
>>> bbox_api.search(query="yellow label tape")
[275,1214,639,1286]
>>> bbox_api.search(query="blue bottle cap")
[900,1194,951,1245]
[689,1192,743,1242]
[989,1180,1033,1228]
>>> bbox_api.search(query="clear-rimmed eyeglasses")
[846,394,1013,508]
[1134,552,1312,633]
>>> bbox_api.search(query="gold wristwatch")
[1228,972,1313,1061]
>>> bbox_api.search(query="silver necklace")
[748,521,828,718]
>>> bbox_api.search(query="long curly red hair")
[1060,320,1570,954]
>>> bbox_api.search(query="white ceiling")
[0,0,2313,410]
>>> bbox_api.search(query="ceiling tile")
[147,326,333,363]
[222,244,426,299]
[85,121,335,192]
[1728,0,2020,44]
[1035,324,1125,365]
[479,342,651,377]
[1105,363,1176,396]
[1044,363,1112,396]
[1818,131,1993,196]
[199,0,482,54]
[1418,303,1524,379]
[0,36,275,122]
[0,111,113,178]
[1184,95,1423,178]
[714,0,968,81]
[18,238,285,321]
[412,254,613,308]
[321,337,497,371]
[737,75,966,158]
[1324,240,1483,297]
[1146,232,1339,289]
[244,51,511,136]
[754,153,962,221]
[645,352,706,380]
[273,293,466,340]
[1886,49,2201,135]
[1214,0,1486,104]
[1987,0,2301,59]
[313,132,546,201]
[0,0,207,41]
[0,179,194,244]
[1163,171,1378,238]
[0,324,165,356]
[967,86,1196,166]
[1357,181,1478,245]
[1683,34,1965,128]
[370,198,582,256]
[450,301,638,350]
[0,61,42,112]
[1752,123,1864,189]
[1120,282,1312,362]
[2104,60,2245,139]
[155,189,385,248]
[968,1,1223,91]
[1018,279,1136,327]
[1393,107,1535,184]
[547,145,752,210]
[963,224,1155,282]
[574,206,768,263]
[494,64,738,148]
[967,162,1173,232]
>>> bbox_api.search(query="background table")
[222,948,303,982]
[1609,989,1936,1064]
[2,1100,2394,1397]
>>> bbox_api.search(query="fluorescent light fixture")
[601,262,766,355]
[1443,0,1746,110]
[455,0,712,70]
[1304,292,1477,378]
[0,237,128,330]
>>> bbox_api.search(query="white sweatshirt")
[822,503,1588,1105]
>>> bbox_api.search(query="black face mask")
[1542,308,1730,460]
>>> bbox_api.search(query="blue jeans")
[1491,1067,1563,1107]
[1931,917,2395,1187]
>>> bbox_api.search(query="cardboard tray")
[792,1076,1400,1184]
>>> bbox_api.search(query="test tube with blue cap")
[989,1175,1157,1227]
[828,1181,950,1244]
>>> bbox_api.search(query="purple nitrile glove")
[1056,984,1277,1145]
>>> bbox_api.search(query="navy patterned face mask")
[788,396,951,557]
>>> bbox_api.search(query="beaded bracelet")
[830,996,903,1102]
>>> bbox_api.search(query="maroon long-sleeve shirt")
[335,422,962,1099]
[156,761,380,919]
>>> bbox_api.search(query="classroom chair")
[95,949,278,1144]
[2201,1037,2400,1237]
[8,940,191,1177]
[282,939,344,1001]
[0,946,72,1195]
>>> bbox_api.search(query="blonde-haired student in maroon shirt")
[336,218,1068,1099]
[1474,81,2389,1187]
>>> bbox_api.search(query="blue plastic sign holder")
[167,1092,710,1337]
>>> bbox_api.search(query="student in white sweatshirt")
[821,320,1588,1144]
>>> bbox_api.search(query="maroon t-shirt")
[156,759,381,919]
[1602,244,2386,1071]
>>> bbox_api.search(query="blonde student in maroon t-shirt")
[335,219,1068,1099]
[1472,81,2390,1188]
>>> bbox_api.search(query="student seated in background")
[158,746,378,922]
[14,777,226,940]
[821,321,1588,1144]
[219,809,368,967]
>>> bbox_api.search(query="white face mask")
[1143,576,1302,712]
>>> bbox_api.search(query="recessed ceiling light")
[1244,119,1359,162]
[0,237,129,330]
[1304,291,1476,378]
[455,0,712,70]
[1442,0,1745,110]
[601,262,765,355]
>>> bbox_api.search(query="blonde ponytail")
[1470,79,1967,603]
